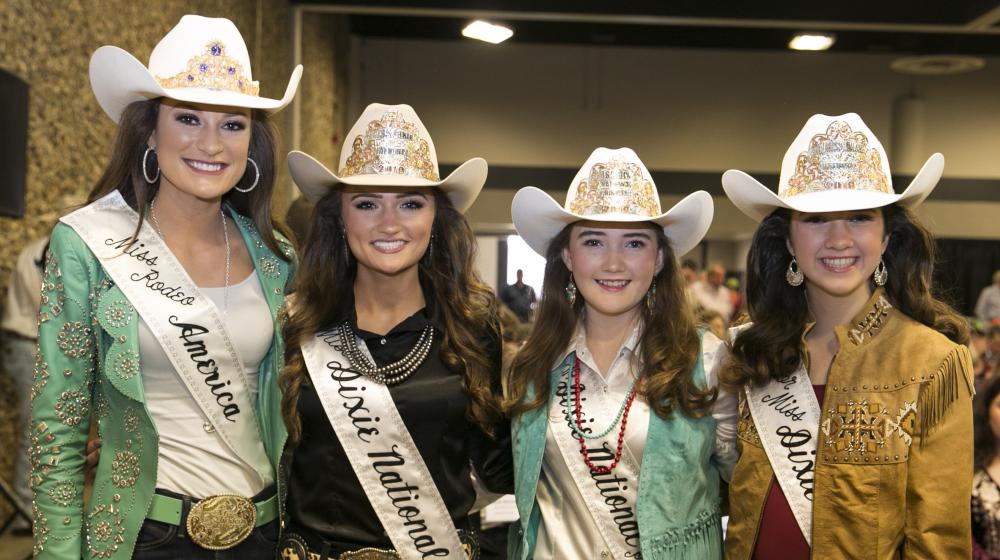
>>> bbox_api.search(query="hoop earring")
[786,257,804,287]
[873,258,888,287]
[234,157,260,193]
[142,147,160,184]
[645,279,656,311]
[566,276,577,305]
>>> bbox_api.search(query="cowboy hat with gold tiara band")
[722,112,944,223]
[511,147,714,258]
[89,14,302,123]
[288,103,487,213]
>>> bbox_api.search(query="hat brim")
[722,153,944,223]
[287,151,487,213]
[511,187,713,258]
[89,46,302,123]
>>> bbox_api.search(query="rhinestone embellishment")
[156,41,259,96]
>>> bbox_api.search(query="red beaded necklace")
[572,354,638,475]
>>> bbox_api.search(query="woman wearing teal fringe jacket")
[505,147,738,560]
[30,15,300,559]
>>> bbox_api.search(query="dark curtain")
[933,238,1000,317]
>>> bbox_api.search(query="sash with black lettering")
[300,328,466,558]
[60,191,269,481]
[745,364,820,545]
[550,354,642,559]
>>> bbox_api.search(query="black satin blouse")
[284,293,513,549]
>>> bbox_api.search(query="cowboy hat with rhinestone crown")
[511,147,713,258]
[722,112,944,223]
[89,14,302,123]
[288,103,487,213]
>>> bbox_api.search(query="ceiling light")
[788,33,835,51]
[462,20,513,44]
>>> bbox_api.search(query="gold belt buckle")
[186,494,256,550]
[339,548,401,560]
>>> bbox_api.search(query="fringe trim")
[642,506,722,559]
[917,345,973,444]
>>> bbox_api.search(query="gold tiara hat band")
[722,112,944,223]
[89,14,301,123]
[511,147,714,258]
[288,103,488,213]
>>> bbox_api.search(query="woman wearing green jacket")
[31,15,300,559]
[505,147,737,559]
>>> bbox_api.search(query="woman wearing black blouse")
[277,103,512,559]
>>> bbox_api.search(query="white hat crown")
[511,147,714,258]
[148,15,259,96]
[778,113,893,200]
[89,14,302,123]
[338,104,440,183]
[564,148,663,219]
[722,112,943,222]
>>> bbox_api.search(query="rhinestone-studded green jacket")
[30,208,294,559]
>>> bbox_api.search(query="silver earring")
[142,147,160,183]
[566,277,577,305]
[234,157,260,193]
[646,279,656,310]
[786,257,804,287]
[873,258,888,287]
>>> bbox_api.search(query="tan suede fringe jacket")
[725,290,975,559]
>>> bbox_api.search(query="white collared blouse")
[533,322,737,559]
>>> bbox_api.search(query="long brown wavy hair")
[280,187,504,443]
[86,99,291,260]
[505,223,716,420]
[721,205,969,390]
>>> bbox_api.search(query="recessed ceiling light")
[891,55,985,75]
[462,20,513,44]
[788,33,835,51]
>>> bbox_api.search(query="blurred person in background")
[691,262,734,322]
[977,270,1000,325]
[973,374,1000,559]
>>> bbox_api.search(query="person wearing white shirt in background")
[691,263,734,322]
[976,270,1000,325]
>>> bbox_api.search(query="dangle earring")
[234,157,260,193]
[142,147,160,183]
[566,276,578,305]
[786,257,804,287]
[422,233,435,265]
[873,258,888,287]
[645,279,657,310]
[341,229,352,266]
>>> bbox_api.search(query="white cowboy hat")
[722,112,943,223]
[288,103,487,213]
[89,14,302,123]
[511,147,713,258]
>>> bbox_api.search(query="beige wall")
[353,36,1000,248]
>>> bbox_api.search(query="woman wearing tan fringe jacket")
[720,113,974,559]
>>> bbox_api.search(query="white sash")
[60,191,269,481]
[300,327,466,558]
[745,364,820,545]
[549,355,643,559]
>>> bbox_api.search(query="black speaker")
[0,69,29,218]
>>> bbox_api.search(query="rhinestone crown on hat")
[568,155,661,217]
[784,120,891,197]
[340,111,439,181]
[156,41,259,96]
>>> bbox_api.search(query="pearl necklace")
[337,321,434,385]
[150,198,231,315]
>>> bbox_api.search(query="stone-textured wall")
[0,0,292,516]
[299,13,349,170]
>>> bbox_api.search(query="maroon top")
[751,385,825,560]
